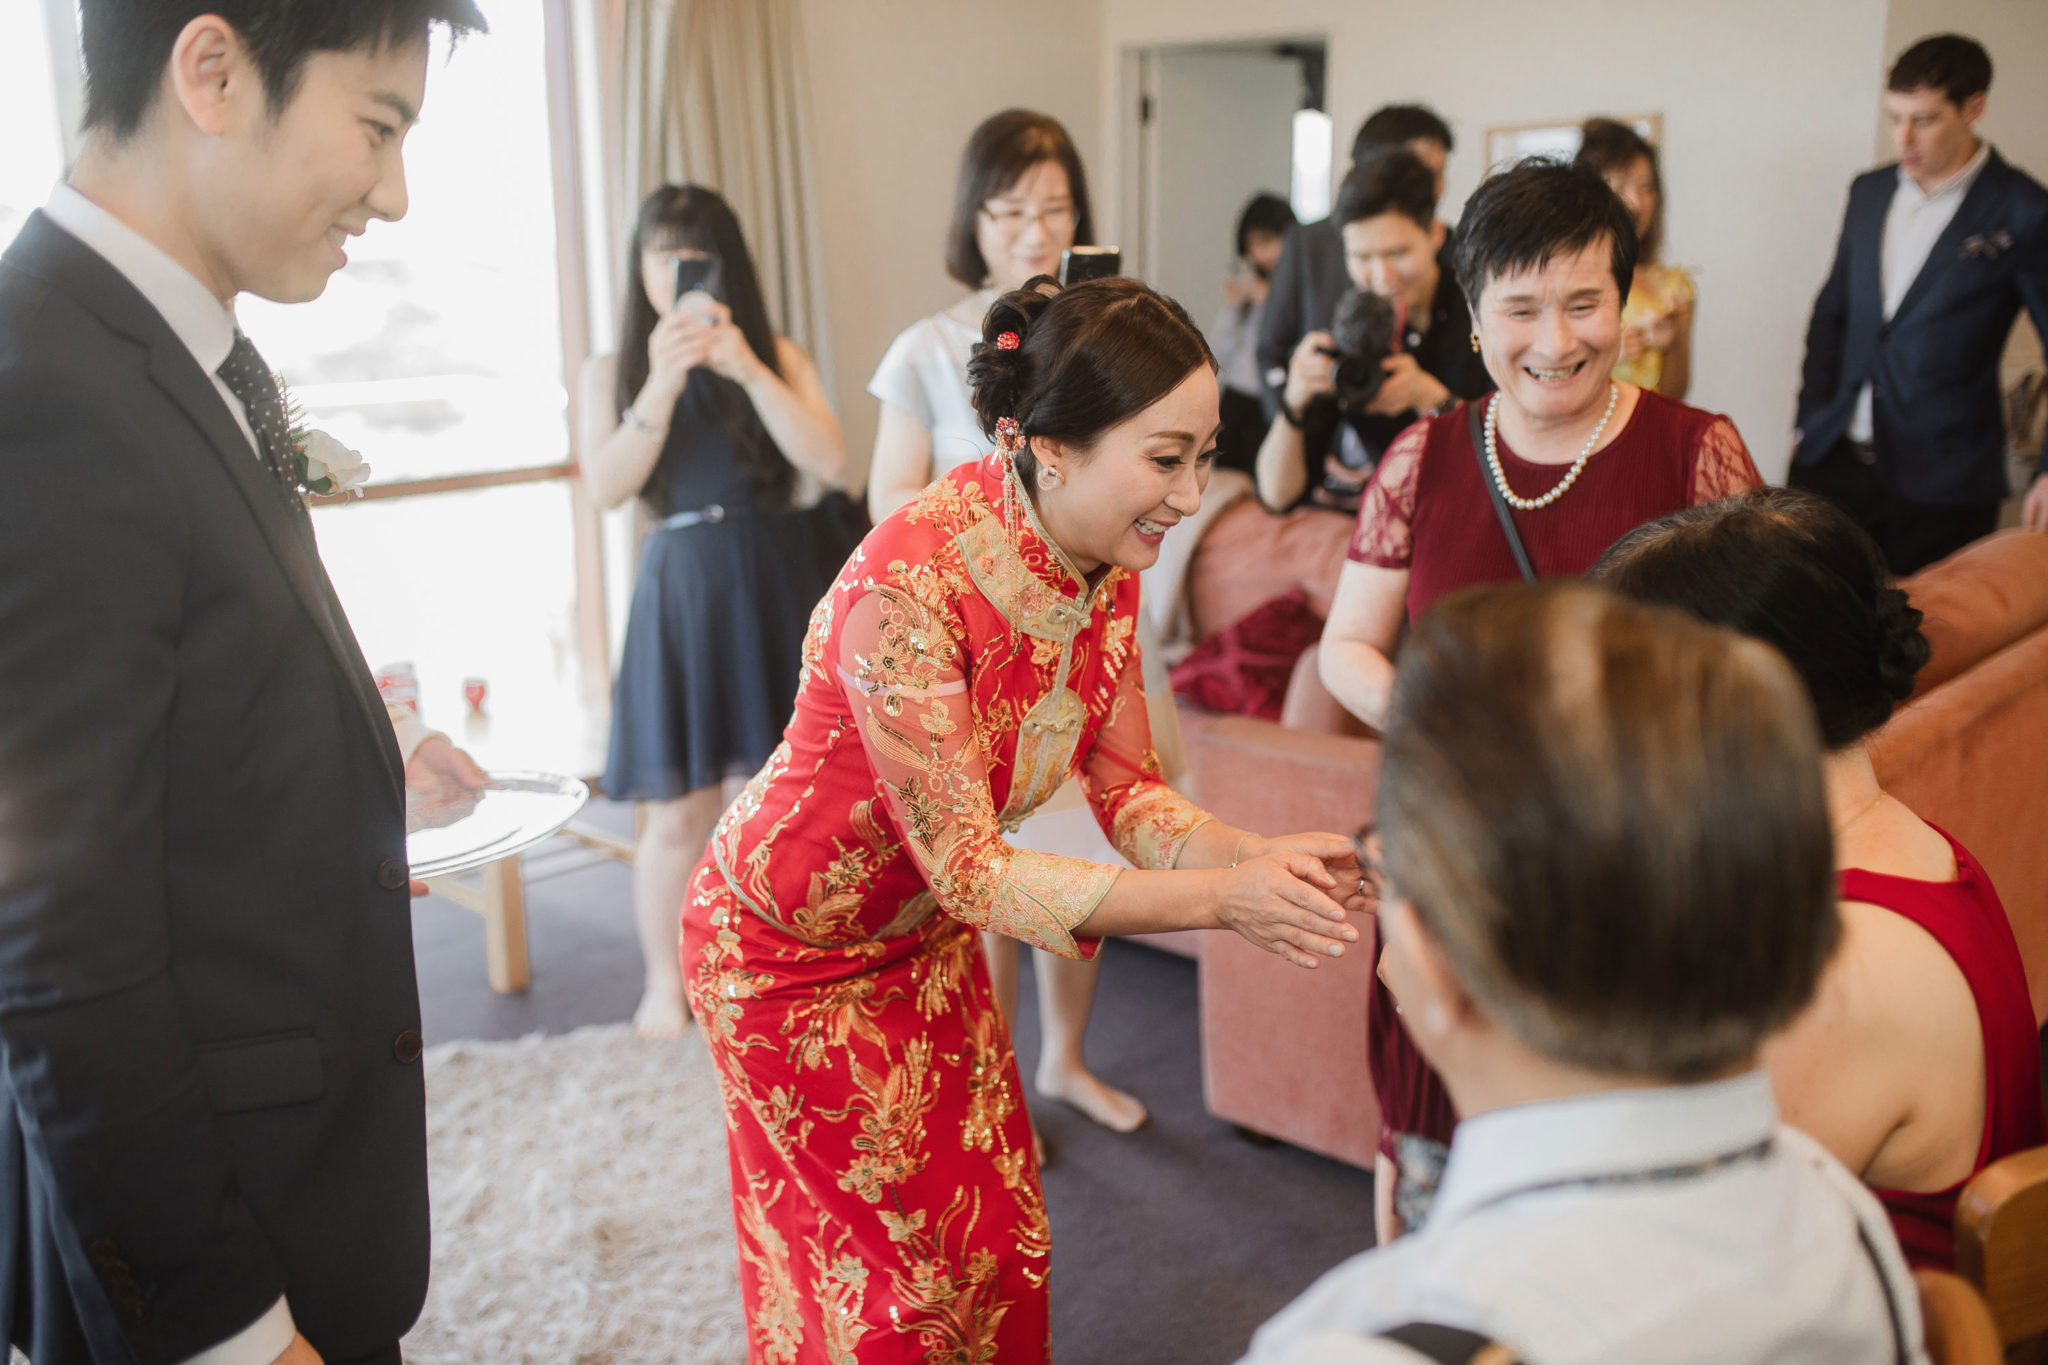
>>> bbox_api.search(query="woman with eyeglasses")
[867,110,1154,1140]
[578,185,852,1036]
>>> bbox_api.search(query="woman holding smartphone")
[580,184,851,1036]
[867,110,1151,1138]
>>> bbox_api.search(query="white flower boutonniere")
[277,374,372,497]
[298,429,372,497]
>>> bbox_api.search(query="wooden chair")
[1918,1269,2004,1365]
[1956,1144,2048,1363]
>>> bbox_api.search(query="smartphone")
[669,256,721,310]
[1058,246,1121,286]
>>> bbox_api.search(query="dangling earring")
[995,417,1024,543]
[1469,332,1480,353]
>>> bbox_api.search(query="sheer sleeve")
[1345,416,1431,567]
[1077,632,1215,869]
[1688,415,1764,505]
[837,582,1114,959]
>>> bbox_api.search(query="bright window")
[0,1,66,249]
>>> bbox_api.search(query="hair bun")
[1873,586,1931,702]
[966,277,1061,439]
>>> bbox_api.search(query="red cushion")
[1169,589,1324,721]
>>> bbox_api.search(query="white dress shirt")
[867,289,999,479]
[1241,1071,1925,1365]
[1848,140,1994,443]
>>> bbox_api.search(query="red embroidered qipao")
[682,454,1212,1363]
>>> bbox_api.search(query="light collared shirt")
[1241,1071,1925,1365]
[41,182,264,461]
[1848,139,1994,442]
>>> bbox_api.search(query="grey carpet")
[412,799,1375,1364]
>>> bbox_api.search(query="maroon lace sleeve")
[1688,416,1763,505]
[1346,417,1432,568]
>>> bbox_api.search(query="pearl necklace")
[1484,382,1619,511]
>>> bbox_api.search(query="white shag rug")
[404,1024,745,1364]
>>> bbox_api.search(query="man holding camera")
[1255,150,1493,513]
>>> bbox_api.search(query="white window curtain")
[591,0,833,384]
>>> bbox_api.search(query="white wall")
[798,0,1103,486]
[1879,0,2048,176]
[1098,0,1893,482]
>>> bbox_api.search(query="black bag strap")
[1377,1321,1521,1364]
[1469,397,1537,583]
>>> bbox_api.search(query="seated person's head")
[1334,149,1444,324]
[1374,583,1838,1109]
[1353,104,1455,202]
[1590,487,1931,751]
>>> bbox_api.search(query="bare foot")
[1035,1063,1147,1133]
[633,985,690,1038]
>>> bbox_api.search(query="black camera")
[1321,288,1401,415]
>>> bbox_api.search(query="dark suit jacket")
[1795,147,2048,506]
[0,213,428,1362]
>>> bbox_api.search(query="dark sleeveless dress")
[1851,827,2046,1269]
[601,368,859,801]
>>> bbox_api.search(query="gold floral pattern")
[682,454,1220,1361]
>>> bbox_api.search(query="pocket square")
[1960,229,2014,260]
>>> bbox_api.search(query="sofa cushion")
[1187,502,1354,638]
[1902,531,2048,696]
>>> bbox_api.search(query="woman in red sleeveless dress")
[1596,487,2046,1269]
[684,277,1369,1362]
[1315,159,1760,1237]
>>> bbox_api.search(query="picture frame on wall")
[1484,113,1661,171]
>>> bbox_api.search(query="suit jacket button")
[377,857,409,890]
[393,1029,424,1064]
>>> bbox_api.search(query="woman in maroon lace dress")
[1316,157,1761,1240]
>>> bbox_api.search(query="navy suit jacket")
[1795,147,2048,506]
[0,214,428,1362]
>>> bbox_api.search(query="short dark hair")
[945,109,1095,290]
[1574,118,1663,263]
[1378,582,1838,1081]
[1889,33,1993,107]
[966,276,1213,486]
[1235,193,1298,259]
[81,1,487,141]
[1453,157,1638,310]
[1353,104,1454,165]
[1590,487,1932,750]
[1334,148,1438,233]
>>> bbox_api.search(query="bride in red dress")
[682,276,1369,1363]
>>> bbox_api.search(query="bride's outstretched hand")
[1216,847,1361,970]
[1240,831,1380,917]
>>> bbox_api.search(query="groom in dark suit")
[0,4,485,1362]
[1794,32,2048,574]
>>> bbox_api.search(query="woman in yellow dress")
[1578,118,1694,399]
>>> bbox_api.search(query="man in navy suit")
[0,4,484,1362]
[1793,33,2048,575]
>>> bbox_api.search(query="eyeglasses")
[981,200,1078,235]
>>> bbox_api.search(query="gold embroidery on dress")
[828,1036,940,1203]
[736,1166,805,1364]
[882,1185,1013,1364]
[808,1222,873,1364]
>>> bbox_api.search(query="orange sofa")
[1189,529,2048,1169]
